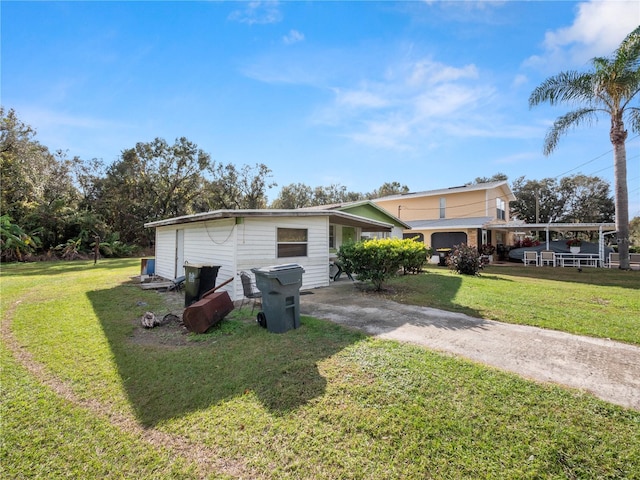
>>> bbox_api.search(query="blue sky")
[2,1,639,214]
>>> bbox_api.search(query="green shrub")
[55,238,85,260]
[448,243,480,275]
[338,237,428,290]
[95,233,138,258]
[0,214,42,262]
[400,237,431,274]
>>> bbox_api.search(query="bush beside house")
[338,238,429,290]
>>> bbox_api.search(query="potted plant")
[566,238,582,254]
[480,244,496,263]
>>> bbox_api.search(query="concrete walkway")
[300,281,640,411]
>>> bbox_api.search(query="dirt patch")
[128,312,192,347]
[127,289,192,346]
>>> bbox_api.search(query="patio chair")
[539,250,556,267]
[330,259,354,281]
[239,271,262,313]
[523,251,538,266]
[167,275,186,291]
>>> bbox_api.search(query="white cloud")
[525,0,639,70]
[493,151,540,165]
[246,48,532,151]
[407,59,478,86]
[14,105,135,160]
[19,106,126,131]
[228,1,282,25]
[283,29,304,45]
[334,88,390,109]
[414,83,492,119]
[322,59,499,150]
[347,119,413,151]
[511,74,528,88]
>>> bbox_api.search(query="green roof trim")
[337,203,410,229]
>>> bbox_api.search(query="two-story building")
[372,181,517,251]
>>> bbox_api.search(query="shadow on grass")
[305,274,490,332]
[87,283,363,427]
[483,264,640,289]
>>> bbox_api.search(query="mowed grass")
[385,264,640,345]
[1,259,639,479]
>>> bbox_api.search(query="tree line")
[0,107,413,261]
[0,106,630,262]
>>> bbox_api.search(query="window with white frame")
[496,198,506,220]
[439,197,446,219]
[277,228,308,257]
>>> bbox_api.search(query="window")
[329,225,335,249]
[439,197,446,219]
[277,228,308,257]
[496,198,506,220]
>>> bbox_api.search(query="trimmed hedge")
[337,237,429,290]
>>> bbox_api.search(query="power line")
[392,137,637,219]
[553,150,611,179]
[552,134,640,180]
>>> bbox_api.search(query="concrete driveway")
[300,281,640,411]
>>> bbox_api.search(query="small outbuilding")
[144,209,394,301]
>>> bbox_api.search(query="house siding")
[373,184,514,249]
[236,216,330,294]
[183,219,237,297]
[377,189,506,222]
[152,216,333,302]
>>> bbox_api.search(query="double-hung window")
[496,198,506,220]
[277,228,308,257]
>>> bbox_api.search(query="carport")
[486,222,616,266]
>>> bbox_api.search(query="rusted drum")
[182,291,234,333]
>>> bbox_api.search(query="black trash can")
[184,264,220,307]
[251,263,305,333]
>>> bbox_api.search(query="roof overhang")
[485,222,616,233]
[373,180,517,203]
[144,209,394,232]
[299,200,412,229]
[407,217,494,231]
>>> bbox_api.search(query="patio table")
[555,253,600,268]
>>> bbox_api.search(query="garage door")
[431,232,467,250]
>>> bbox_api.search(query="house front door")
[342,227,356,243]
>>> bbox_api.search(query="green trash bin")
[251,263,305,333]
[184,264,220,307]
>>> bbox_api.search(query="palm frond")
[543,108,598,155]
[628,107,640,134]
[529,71,595,108]
[614,25,640,71]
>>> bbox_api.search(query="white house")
[144,209,394,301]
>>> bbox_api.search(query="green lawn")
[1,259,639,479]
[385,264,640,345]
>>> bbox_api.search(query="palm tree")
[529,26,640,270]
